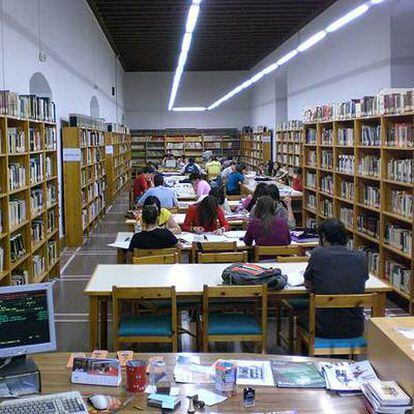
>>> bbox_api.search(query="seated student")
[128,205,178,250]
[143,196,181,234]
[137,173,178,208]
[271,162,288,180]
[133,166,153,202]
[244,196,291,246]
[257,162,267,176]
[162,153,177,169]
[221,161,236,183]
[180,157,201,175]
[177,156,186,170]
[209,186,231,214]
[222,156,233,170]
[292,167,303,191]
[226,163,247,196]
[238,182,269,212]
[190,172,211,197]
[303,219,368,338]
[182,195,229,234]
[205,156,222,181]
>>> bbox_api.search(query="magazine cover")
[271,361,326,388]
[71,357,122,387]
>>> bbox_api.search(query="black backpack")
[221,263,287,290]
[184,163,199,174]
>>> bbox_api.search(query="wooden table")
[33,352,367,413]
[368,317,414,401]
[241,178,303,200]
[85,262,391,350]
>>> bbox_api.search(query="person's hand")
[213,227,224,235]
[283,196,292,206]
[171,227,182,235]
[194,226,205,234]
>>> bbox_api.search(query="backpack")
[184,163,199,174]
[221,263,287,290]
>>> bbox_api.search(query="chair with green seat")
[112,286,178,352]
[296,293,378,357]
[202,284,268,353]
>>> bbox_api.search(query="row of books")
[9,199,26,228]
[306,194,317,210]
[33,254,45,278]
[365,248,380,276]
[46,183,57,207]
[321,150,333,169]
[390,190,413,218]
[275,120,303,131]
[337,155,355,174]
[386,123,413,148]
[47,240,58,266]
[31,220,44,245]
[321,175,333,195]
[11,270,29,285]
[29,128,42,151]
[0,91,56,122]
[10,233,25,263]
[106,123,129,134]
[321,198,333,218]
[362,184,380,208]
[357,213,379,238]
[306,150,316,166]
[305,172,317,188]
[8,128,25,153]
[337,128,354,146]
[47,210,56,233]
[31,188,43,215]
[29,154,44,184]
[80,129,105,147]
[321,128,333,145]
[385,259,411,294]
[340,180,354,200]
[0,246,3,272]
[384,224,412,255]
[305,128,317,144]
[358,155,381,178]
[9,163,26,191]
[45,127,57,150]
[387,158,413,183]
[303,88,414,122]
[46,156,53,178]
[340,207,354,228]
[70,114,105,131]
[361,125,381,146]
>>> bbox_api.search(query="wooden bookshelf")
[63,127,106,247]
[105,131,131,205]
[240,129,272,169]
[302,113,414,309]
[0,116,60,286]
[275,122,303,176]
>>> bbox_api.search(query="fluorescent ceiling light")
[297,31,327,52]
[261,62,279,75]
[172,107,206,112]
[370,0,384,3]
[181,33,192,54]
[277,50,298,66]
[186,4,200,33]
[326,4,369,33]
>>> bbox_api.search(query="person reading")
[209,186,231,213]
[137,173,178,208]
[133,166,153,202]
[190,172,211,197]
[142,196,181,234]
[238,182,269,212]
[243,196,291,246]
[205,156,222,181]
[303,219,369,338]
[180,157,201,175]
[182,195,229,234]
[226,163,247,195]
[292,167,303,191]
[128,205,178,250]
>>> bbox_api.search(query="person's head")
[153,173,164,187]
[166,153,173,159]
[273,162,281,171]
[247,182,269,211]
[211,156,218,162]
[188,157,195,165]
[317,219,348,247]
[143,166,154,179]
[236,163,247,175]
[135,167,143,176]
[209,186,226,205]
[294,167,302,178]
[198,195,218,228]
[141,204,159,228]
[267,184,281,202]
[227,155,233,161]
[189,172,202,184]
[143,195,161,214]
[255,196,276,233]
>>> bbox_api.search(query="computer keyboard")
[0,391,88,414]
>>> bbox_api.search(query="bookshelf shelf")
[241,129,272,169]
[302,112,413,308]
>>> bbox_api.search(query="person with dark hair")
[239,182,269,212]
[182,195,229,234]
[271,162,288,180]
[190,172,211,197]
[142,196,181,234]
[128,205,178,250]
[205,156,222,181]
[292,167,303,191]
[221,161,236,183]
[162,153,177,169]
[243,196,291,247]
[303,218,369,338]
[133,166,154,201]
[181,157,201,175]
[222,155,233,169]
[137,173,178,208]
[226,163,247,195]
[209,186,231,213]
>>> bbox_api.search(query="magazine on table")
[271,360,326,388]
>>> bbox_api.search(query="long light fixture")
[172,107,207,112]
[167,0,202,111]
[206,0,388,111]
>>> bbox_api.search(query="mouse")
[89,395,109,410]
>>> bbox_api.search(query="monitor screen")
[0,283,56,358]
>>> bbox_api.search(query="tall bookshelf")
[302,114,414,308]
[0,116,60,286]
[63,127,107,247]
[240,129,272,169]
[275,121,303,176]
[105,131,131,205]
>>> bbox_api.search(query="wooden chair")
[227,194,242,201]
[202,284,268,353]
[254,245,302,262]
[197,251,248,264]
[133,253,179,264]
[296,293,378,357]
[112,286,178,352]
[191,241,237,263]
[134,247,181,262]
[277,256,309,263]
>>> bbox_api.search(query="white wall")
[124,71,250,129]
[249,0,414,127]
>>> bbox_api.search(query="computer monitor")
[0,282,56,359]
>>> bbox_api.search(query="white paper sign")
[105,145,114,155]
[63,148,81,162]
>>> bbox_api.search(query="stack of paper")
[173,355,214,384]
[235,360,275,387]
[361,380,412,413]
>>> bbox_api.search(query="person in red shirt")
[133,166,154,202]
[182,196,230,234]
[292,168,303,192]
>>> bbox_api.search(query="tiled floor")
[54,191,408,354]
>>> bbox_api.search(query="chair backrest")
[277,256,309,263]
[308,293,377,349]
[254,245,302,262]
[133,253,178,264]
[197,251,248,264]
[167,207,178,214]
[134,247,180,259]
[192,241,237,262]
[227,195,242,201]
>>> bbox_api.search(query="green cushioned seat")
[208,313,261,335]
[314,336,367,349]
[118,314,172,337]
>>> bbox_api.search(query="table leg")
[89,296,99,350]
[100,300,108,349]
[117,248,127,264]
[374,292,387,317]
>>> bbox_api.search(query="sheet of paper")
[108,232,134,250]
[196,389,228,406]
[235,360,275,387]
[287,270,305,287]
[223,231,246,239]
